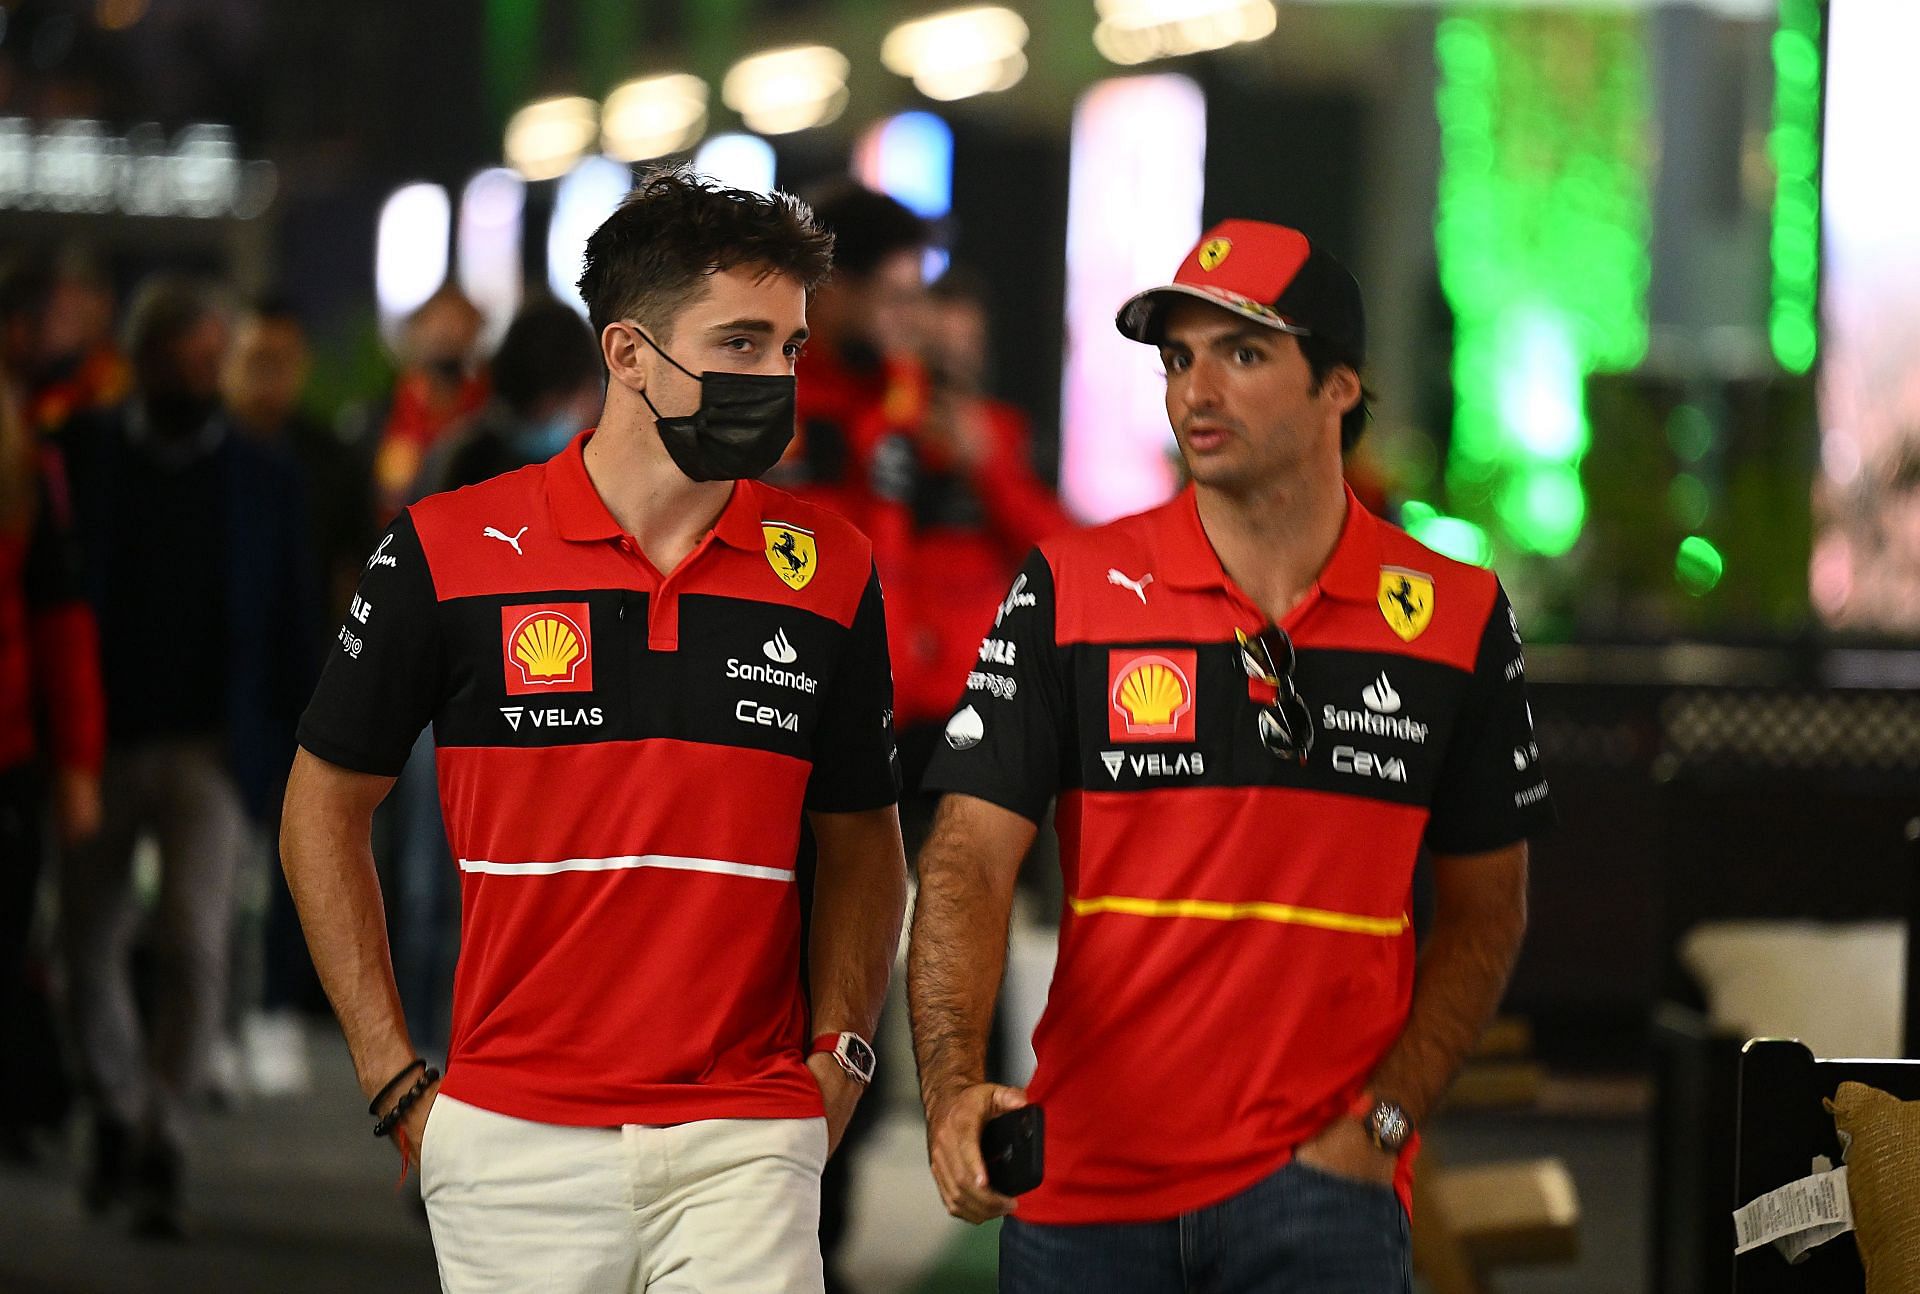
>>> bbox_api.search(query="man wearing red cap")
[907,221,1553,1291]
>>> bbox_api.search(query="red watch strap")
[1348,1089,1377,1119]
[810,1033,842,1056]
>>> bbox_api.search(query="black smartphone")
[980,1104,1045,1196]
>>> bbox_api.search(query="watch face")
[837,1034,876,1083]
[1370,1103,1410,1150]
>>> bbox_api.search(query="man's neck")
[1193,469,1349,624]
[581,419,734,576]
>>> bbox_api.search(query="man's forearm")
[907,816,1019,1104]
[1368,853,1529,1126]
[807,808,910,1041]
[280,755,417,1101]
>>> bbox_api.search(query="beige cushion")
[1828,1082,1920,1293]
[1679,921,1905,1057]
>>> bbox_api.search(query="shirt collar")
[545,429,766,552]
[1158,481,1381,604]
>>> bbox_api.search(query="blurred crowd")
[0,181,1072,1252]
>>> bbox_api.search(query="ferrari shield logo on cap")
[1378,568,1435,642]
[1198,238,1232,272]
[763,522,817,592]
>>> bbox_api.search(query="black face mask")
[634,328,796,482]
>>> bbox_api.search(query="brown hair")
[577,167,835,345]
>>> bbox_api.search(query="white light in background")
[457,168,526,352]
[1094,0,1278,66]
[1060,74,1205,523]
[881,6,1029,102]
[722,46,851,136]
[601,73,709,163]
[693,133,777,195]
[547,155,633,317]
[504,95,600,182]
[376,182,451,346]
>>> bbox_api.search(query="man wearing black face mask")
[56,275,313,1237]
[282,170,908,1292]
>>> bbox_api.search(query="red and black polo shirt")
[298,430,899,1128]
[922,483,1554,1224]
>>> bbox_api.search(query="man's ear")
[1323,363,1363,416]
[602,322,646,395]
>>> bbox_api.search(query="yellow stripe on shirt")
[1068,894,1411,937]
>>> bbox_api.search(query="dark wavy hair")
[577,167,835,344]
[1297,331,1374,454]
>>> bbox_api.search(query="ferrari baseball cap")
[1115,219,1365,364]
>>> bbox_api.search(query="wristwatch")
[1359,1093,1413,1153]
[809,1032,876,1085]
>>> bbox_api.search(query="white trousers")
[420,1095,828,1294]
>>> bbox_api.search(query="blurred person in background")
[0,373,104,1162]
[416,295,604,496]
[225,296,376,625]
[387,296,603,1059]
[56,275,313,1237]
[220,297,373,1098]
[0,250,130,438]
[911,222,1552,1292]
[372,287,489,519]
[895,268,1073,814]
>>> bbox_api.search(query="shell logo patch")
[1108,649,1197,743]
[1198,238,1232,272]
[1377,568,1435,643]
[764,522,817,592]
[501,603,593,695]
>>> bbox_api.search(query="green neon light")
[1675,535,1725,595]
[1402,500,1494,566]
[1769,0,1823,373]
[1409,515,1495,569]
[1434,11,1651,561]
[1667,473,1709,529]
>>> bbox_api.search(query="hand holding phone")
[980,1104,1045,1196]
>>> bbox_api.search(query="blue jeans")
[1000,1158,1411,1294]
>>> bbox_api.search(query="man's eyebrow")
[704,318,775,335]
[1209,328,1276,349]
[702,319,811,343]
[1158,328,1274,352]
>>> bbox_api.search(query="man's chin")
[1181,452,1252,491]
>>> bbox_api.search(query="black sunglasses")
[1236,625,1314,765]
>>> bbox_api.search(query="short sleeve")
[806,563,902,812]
[920,548,1067,825]
[295,511,444,777]
[1423,581,1556,855]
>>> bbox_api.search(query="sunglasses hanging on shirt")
[1236,625,1315,766]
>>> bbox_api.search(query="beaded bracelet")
[372,1066,440,1139]
[367,1059,426,1116]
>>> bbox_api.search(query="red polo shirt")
[298,431,899,1126]
[924,484,1553,1223]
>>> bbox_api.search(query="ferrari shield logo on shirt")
[500,603,594,696]
[1108,649,1197,744]
[763,523,817,591]
[1377,567,1435,643]
[1198,238,1232,271]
